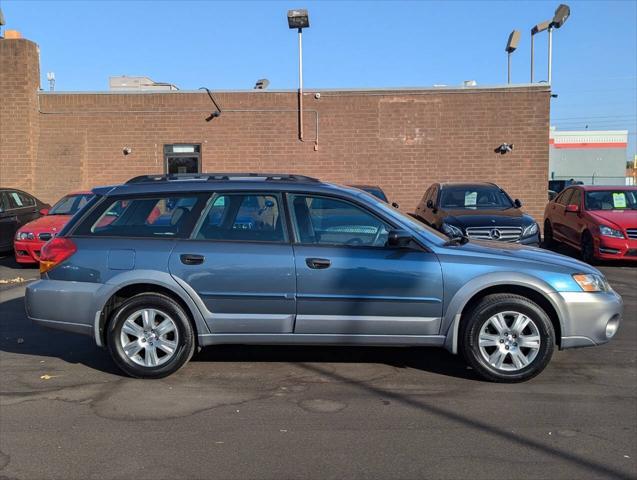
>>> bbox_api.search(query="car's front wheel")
[107,293,195,379]
[460,294,555,383]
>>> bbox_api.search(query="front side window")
[439,186,514,210]
[49,194,94,215]
[195,193,285,243]
[585,190,637,211]
[290,195,390,247]
[8,191,34,208]
[79,195,202,238]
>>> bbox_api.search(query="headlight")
[441,223,463,238]
[15,231,35,241]
[572,273,610,292]
[599,225,624,238]
[523,223,539,237]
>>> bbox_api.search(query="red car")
[543,185,637,263]
[14,191,94,264]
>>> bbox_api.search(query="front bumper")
[14,239,45,264]
[593,235,637,261]
[25,279,103,337]
[518,233,541,246]
[550,289,623,349]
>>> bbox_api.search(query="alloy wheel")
[478,311,541,371]
[119,308,179,367]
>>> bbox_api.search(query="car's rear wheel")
[543,220,555,248]
[460,294,555,383]
[581,231,596,264]
[107,293,195,379]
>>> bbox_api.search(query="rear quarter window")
[73,194,207,238]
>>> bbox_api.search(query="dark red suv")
[543,185,637,263]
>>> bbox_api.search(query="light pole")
[287,9,309,141]
[505,30,520,84]
[548,4,570,85]
[530,20,550,83]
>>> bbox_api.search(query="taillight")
[39,237,77,274]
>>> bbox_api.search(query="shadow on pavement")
[194,343,477,381]
[0,293,122,376]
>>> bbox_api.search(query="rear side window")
[0,192,11,212]
[75,195,205,238]
[195,193,285,243]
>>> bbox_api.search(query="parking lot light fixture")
[505,30,521,84]
[287,9,309,141]
[530,20,550,83]
[548,4,571,84]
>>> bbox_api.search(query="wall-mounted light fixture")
[495,143,514,154]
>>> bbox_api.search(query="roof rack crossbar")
[126,173,320,184]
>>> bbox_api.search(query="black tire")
[107,293,195,379]
[460,293,555,383]
[580,231,597,264]
[543,220,555,248]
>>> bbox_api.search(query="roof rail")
[125,173,320,184]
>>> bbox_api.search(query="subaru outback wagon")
[26,173,623,382]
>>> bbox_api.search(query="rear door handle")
[180,254,205,265]
[306,257,331,269]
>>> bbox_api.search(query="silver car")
[25,173,623,382]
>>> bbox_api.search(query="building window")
[164,144,201,174]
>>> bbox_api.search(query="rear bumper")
[14,240,45,264]
[593,235,637,261]
[550,289,623,349]
[25,279,102,337]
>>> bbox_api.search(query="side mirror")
[565,204,579,213]
[39,208,49,215]
[426,200,434,209]
[513,199,522,208]
[387,230,413,248]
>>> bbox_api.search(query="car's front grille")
[38,233,52,241]
[465,226,522,242]
[626,228,637,240]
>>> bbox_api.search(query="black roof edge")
[125,173,321,184]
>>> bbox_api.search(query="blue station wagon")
[25,173,623,382]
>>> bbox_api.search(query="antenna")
[46,72,56,91]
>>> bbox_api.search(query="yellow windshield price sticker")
[612,193,627,208]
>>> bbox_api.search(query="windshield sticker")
[612,193,627,208]
[465,192,477,206]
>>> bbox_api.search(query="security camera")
[123,147,132,155]
[495,143,514,154]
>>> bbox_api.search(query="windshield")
[49,193,94,215]
[585,190,637,211]
[439,186,514,210]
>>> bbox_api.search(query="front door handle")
[180,254,205,265]
[306,257,331,269]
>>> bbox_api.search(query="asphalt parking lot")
[0,252,635,480]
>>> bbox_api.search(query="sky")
[2,0,636,160]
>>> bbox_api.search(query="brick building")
[1,37,550,221]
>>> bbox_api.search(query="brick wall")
[1,38,551,222]
[0,39,40,193]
